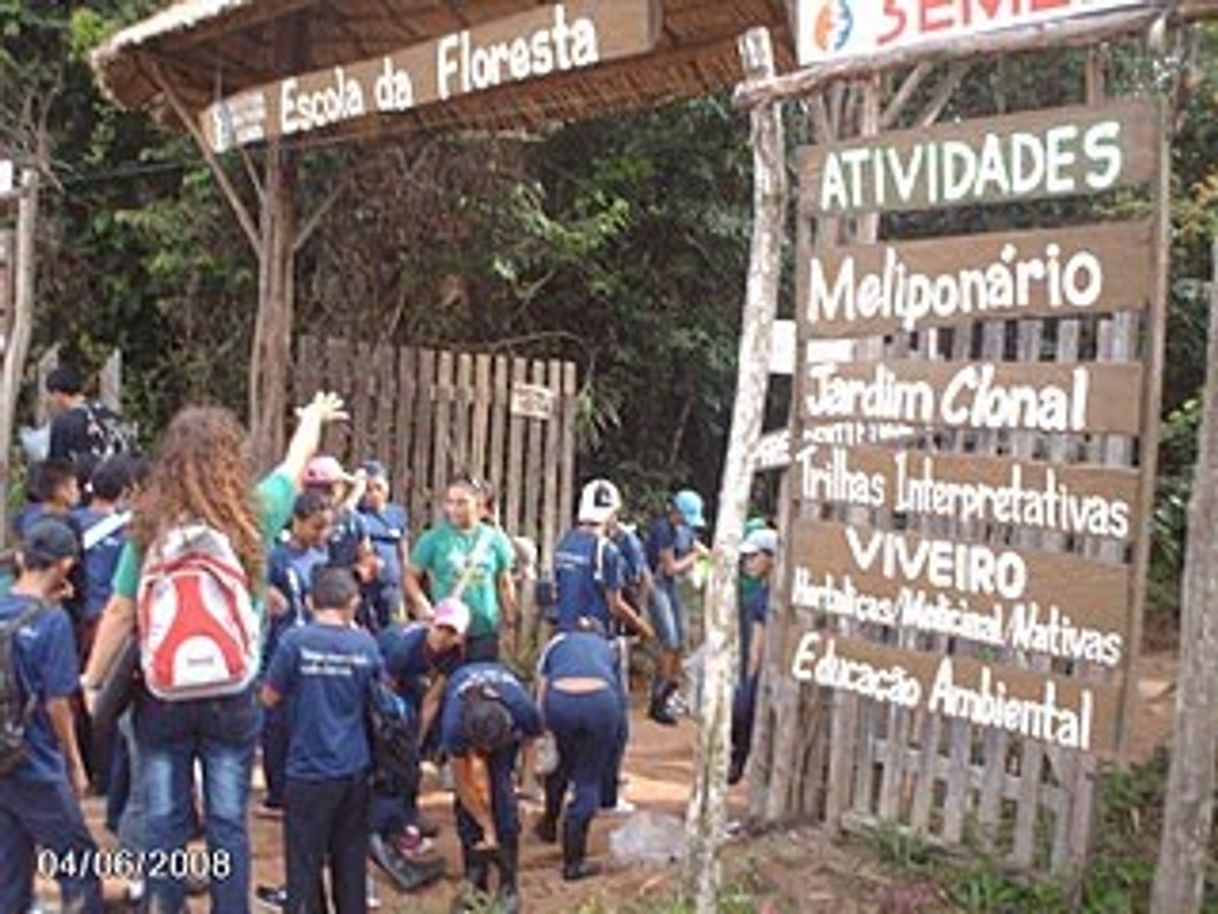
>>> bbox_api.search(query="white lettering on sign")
[0,159,14,196]
[790,634,1097,751]
[817,122,1124,213]
[844,527,1028,600]
[796,0,1145,66]
[808,241,1103,332]
[282,68,367,136]
[437,4,599,100]
[790,568,1126,667]
[792,634,923,708]
[804,363,1091,433]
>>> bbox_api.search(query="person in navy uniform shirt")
[259,490,333,819]
[302,456,382,627]
[262,566,382,914]
[730,526,778,786]
[534,620,626,881]
[645,488,709,725]
[553,479,652,817]
[358,460,410,630]
[441,662,542,914]
[0,517,103,914]
[368,599,469,890]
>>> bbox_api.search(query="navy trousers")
[544,688,623,826]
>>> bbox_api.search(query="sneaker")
[368,876,382,910]
[255,885,287,912]
[603,798,636,816]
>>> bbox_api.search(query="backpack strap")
[82,511,131,553]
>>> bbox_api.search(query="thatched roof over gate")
[94,0,795,143]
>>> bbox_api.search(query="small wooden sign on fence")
[510,382,556,421]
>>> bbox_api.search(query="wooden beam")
[879,62,932,131]
[146,60,260,251]
[734,6,1164,109]
[913,62,970,128]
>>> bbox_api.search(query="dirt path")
[37,650,1180,912]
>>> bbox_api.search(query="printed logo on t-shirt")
[299,647,376,678]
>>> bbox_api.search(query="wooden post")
[683,27,786,911]
[249,129,296,471]
[1149,241,1218,914]
[0,169,39,546]
[99,350,122,413]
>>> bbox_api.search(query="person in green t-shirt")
[406,476,516,662]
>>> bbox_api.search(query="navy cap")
[24,517,80,564]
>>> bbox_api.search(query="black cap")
[24,517,80,564]
[362,460,389,481]
[45,367,83,396]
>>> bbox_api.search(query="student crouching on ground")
[0,517,103,914]
[442,661,542,914]
[262,566,382,914]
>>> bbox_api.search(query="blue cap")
[673,489,706,529]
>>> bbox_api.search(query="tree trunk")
[683,27,786,912]
[0,169,39,546]
[249,139,295,471]
[1149,241,1218,914]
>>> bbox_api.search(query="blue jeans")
[0,775,104,913]
[649,581,686,652]
[135,686,259,914]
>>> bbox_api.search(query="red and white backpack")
[137,523,259,701]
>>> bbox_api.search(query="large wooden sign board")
[202,0,659,152]
[783,94,1169,870]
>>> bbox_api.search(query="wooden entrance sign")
[202,0,661,152]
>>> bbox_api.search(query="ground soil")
[37,649,1180,913]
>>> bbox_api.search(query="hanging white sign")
[795,0,1149,67]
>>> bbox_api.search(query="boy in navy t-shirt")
[358,460,410,630]
[442,662,542,913]
[262,567,381,914]
[259,490,333,819]
[0,517,102,914]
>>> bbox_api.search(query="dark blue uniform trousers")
[0,775,104,914]
[544,688,623,826]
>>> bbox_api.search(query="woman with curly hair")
[82,392,346,914]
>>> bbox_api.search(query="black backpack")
[0,600,48,777]
[367,678,419,795]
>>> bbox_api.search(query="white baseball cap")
[578,479,622,524]
[740,527,779,556]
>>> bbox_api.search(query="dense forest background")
[3,4,1218,625]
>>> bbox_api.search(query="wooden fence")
[293,336,579,569]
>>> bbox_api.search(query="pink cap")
[304,456,350,487]
[432,597,471,636]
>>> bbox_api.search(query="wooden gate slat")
[559,363,578,539]
[471,355,492,484]
[541,359,564,572]
[523,360,546,545]
[454,353,473,477]
[397,346,419,529]
[505,358,528,536]
[374,344,397,471]
[433,352,455,519]
[324,337,352,458]
[414,350,436,529]
[490,356,510,511]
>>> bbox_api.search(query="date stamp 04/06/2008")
[37,848,233,883]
